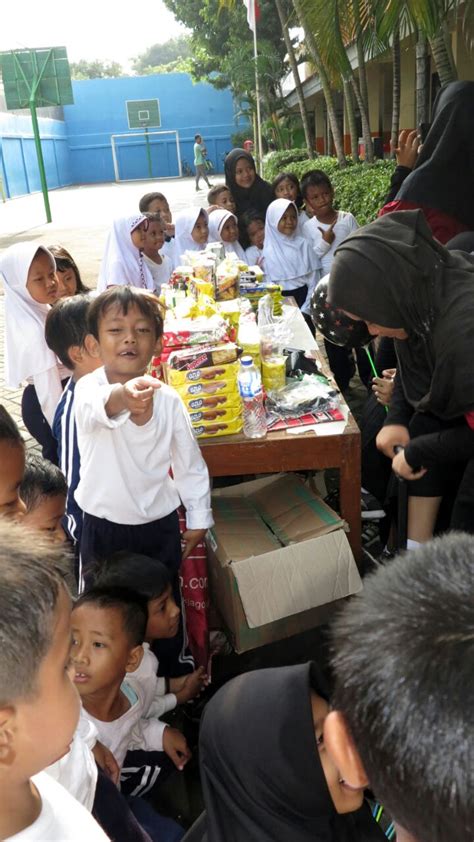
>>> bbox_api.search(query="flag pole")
[252,1,264,174]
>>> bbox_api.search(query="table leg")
[339,436,362,566]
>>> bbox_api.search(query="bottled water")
[238,356,267,439]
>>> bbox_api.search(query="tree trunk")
[429,23,458,86]
[344,80,359,161]
[292,0,347,166]
[390,24,401,157]
[415,29,430,126]
[274,0,314,157]
[353,1,369,116]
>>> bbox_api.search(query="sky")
[0,0,188,71]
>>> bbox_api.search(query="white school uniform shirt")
[208,209,247,261]
[5,772,108,841]
[97,215,154,292]
[45,706,98,812]
[85,652,177,767]
[245,244,264,269]
[303,210,359,276]
[74,366,213,530]
[263,199,321,314]
[172,207,208,268]
[142,252,172,294]
[0,242,63,425]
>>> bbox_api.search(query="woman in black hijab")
[224,149,273,246]
[197,662,386,842]
[380,81,474,244]
[328,209,474,541]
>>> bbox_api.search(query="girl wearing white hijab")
[172,207,209,267]
[263,198,321,315]
[97,214,154,293]
[208,209,247,261]
[0,242,66,463]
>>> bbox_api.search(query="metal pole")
[144,127,153,178]
[252,7,264,175]
[29,98,52,223]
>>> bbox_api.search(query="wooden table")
[199,389,362,564]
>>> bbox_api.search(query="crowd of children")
[0,99,473,840]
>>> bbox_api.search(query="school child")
[48,245,90,297]
[302,170,358,276]
[0,242,67,464]
[141,212,172,294]
[263,199,320,317]
[241,209,265,268]
[97,214,154,293]
[272,171,309,234]
[0,521,109,841]
[207,184,236,214]
[71,587,192,790]
[0,405,26,521]
[172,207,209,267]
[138,192,175,260]
[208,209,247,260]
[74,286,213,674]
[20,454,67,542]
[327,533,474,842]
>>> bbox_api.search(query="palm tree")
[274,0,315,157]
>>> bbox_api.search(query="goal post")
[110,129,182,181]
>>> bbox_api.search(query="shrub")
[231,129,254,149]
[263,148,312,181]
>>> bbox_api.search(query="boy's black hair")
[45,294,92,369]
[271,172,303,208]
[48,244,89,294]
[0,405,23,446]
[94,551,171,602]
[194,133,201,141]
[139,192,169,213]
[74,586,147,647]
[87,287,164,342]
[331,533,474,842]
[0,520,70,706]
[143,211,163,227]
[300,169,333,199]
[240,209,265,229]
[207,184,231,205]
[20,454,67,514]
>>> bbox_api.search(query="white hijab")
[263,199,320,282]
[208,209,247,261]
[1,242,59,387]
[97,215,154,292]
[172,207,208,267]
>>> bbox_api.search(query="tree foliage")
[69,59,123,80]
[132,36,192,74]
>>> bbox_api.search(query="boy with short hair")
[324,533,474,842]
[207,184,236,214]
[20,454,67,542]
[141,212,172,295]
[0,520,108,841]
[75,286,213,674]
[71,587,191,792]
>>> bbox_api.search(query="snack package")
[168,343,242,371]
[215,259,240,301]
[183,393,242,412]
[176,379,241,399]
[189,404,243,424]
[192,416,243,438]
[166,360,240,387]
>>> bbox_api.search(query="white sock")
[407,539,422,551]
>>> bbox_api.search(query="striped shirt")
[53,377,83,544]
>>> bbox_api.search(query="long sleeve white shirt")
[74,367,213,530]
[303,211,359,276]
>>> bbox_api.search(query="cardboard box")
[207,474,362,653]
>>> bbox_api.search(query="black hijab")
[396,81,474,228]
[199,662,386,842]
[224,148,274,219]
[328,210,474,420]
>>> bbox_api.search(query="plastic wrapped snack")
[266,374,339,417]
[192,416,243,438]
[168,343,242,371]
[215,259,240,301]
[166,360,240,387]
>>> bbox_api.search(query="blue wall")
[63,74,247,183]
[0,111,72,198]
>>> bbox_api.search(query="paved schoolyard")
[0,175,220,443]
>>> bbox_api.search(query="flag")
[243,0,260,33]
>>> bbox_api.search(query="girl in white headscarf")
[0,242,66,463]
[263,198,321,315]
[172,207,209,267]
[208,209,247,261]
[97,214,154,293]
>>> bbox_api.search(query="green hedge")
[263,152,396,226]
[262,149,311,181]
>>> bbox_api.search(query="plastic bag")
[266,373,339,421]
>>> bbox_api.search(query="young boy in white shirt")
[0,522,108,842]
[75,286,213,675]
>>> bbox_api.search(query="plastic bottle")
[238,355,267,439]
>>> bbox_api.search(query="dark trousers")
[92,766,153,842]
[80,510,194,675]
[21,384,59,464]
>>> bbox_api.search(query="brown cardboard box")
[207,474,362,653]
